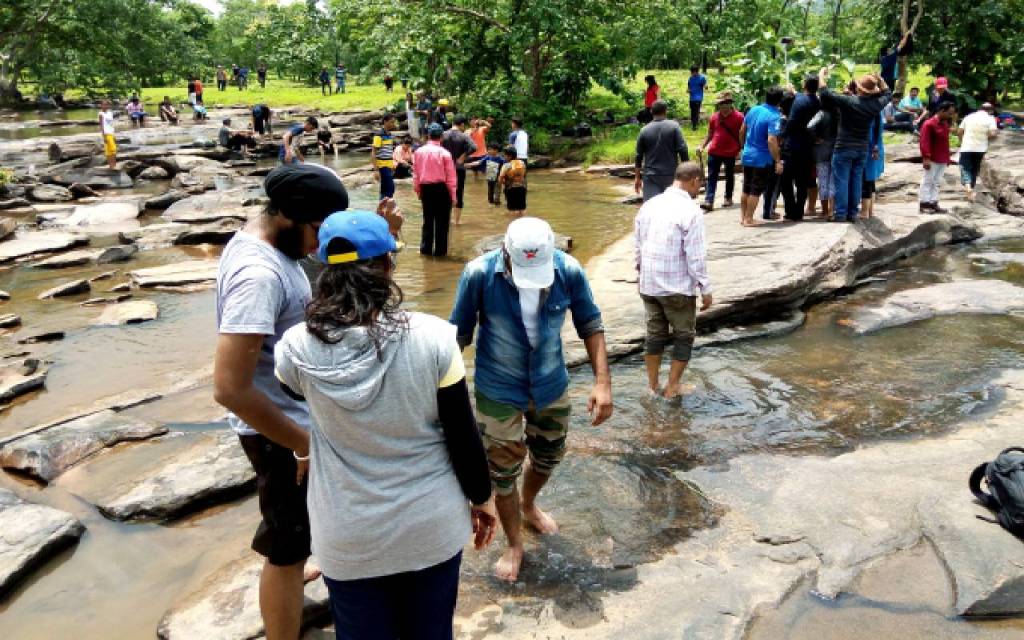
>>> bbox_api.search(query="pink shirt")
[413,141,457,202]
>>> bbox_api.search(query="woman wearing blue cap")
[274,210,497,639]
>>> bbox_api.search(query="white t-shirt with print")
[959,111,997,153]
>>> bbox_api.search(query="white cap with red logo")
[504,217,555,289]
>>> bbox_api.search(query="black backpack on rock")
[970,447,1024,537]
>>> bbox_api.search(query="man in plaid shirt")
[634,161,713,399]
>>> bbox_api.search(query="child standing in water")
[468,143,505,206]
[498,145,527,217]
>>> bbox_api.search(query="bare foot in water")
[495,546,524,582]
[303,563,322,583]
[523,504,559,534]
[662,383,697,400]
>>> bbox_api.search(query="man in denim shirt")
[450,217,613,582]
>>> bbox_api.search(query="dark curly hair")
[305,256,407,358]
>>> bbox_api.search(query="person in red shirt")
[413,123,458,256]
[639,75,660,124]
[194,77,204,104]
[698,91,744,211]
[918,102,956,213]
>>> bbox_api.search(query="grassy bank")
[139,79,399,112]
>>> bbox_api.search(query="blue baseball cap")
[317,210,396,265]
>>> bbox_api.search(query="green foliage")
[0,167,12,191]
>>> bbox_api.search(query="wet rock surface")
[129,260,219,288]
[0,410,167,482]
[846,279,1024,334]
[0,230,89,263]
[94,430,255,521]
[0,359,46,404]
[27,184,73,203]
[91,299,158,325]
[63,200,141,229]
[163,189,261,224]
[0,488,84,599]
[37,278,91,299]
[157,554,328,640]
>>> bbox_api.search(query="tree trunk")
[0,60,25,107]
[896,0,925,95]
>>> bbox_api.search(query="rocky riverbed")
[1,107,1023,639]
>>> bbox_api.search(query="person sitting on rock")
[159,96,178,125]
[392,136,415,179]
[125,95,146,128]
[192,100,208,121]
[218,118,256,155]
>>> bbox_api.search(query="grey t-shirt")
[635,118,689,177]
[216,231,311,436]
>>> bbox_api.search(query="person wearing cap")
[918,101,958,212]
[916,77,957,128]
[273,210,496,638]
[634,100,689,202]
[449,217,614,582]
[634,162,712,399]
[413,123,458,256]
[434,98,451,130]
[817,67,892,222]
[442,115,478,225]
[956,103,998,202]
[213,163,350,640]
[371,113,398,199]
[280,116,319,165]
[699,91,743,211]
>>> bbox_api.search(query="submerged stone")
[0,488,84,600]
[91,300,158,326]
[0,359,46,404]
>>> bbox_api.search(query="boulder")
[47,140,101,163]
[27,184,72,203]
[0,488,84,600]
[0,217,16,240]
[164,190,257,224]
[138,166,169,180]
[0,410,167,482]
[845,280,1024,334]
[33,249,102,269]
[327,110,384,128]
[92,300,158,326]
[0,231,89,264]
[172,219,242,246]
[0,314,21,329]
[528,155,552,169]
[63,201,141,228]
[38,279,91,299]
[129,260,219,288]
[95,430,255,521]
[120,223,191,247]
[157,553,328,640]
[164,155,227,173]
[47,168,133,190]
[144,189,190,211]
[0,359,45,404]
[96,244,138,264]
[67,183,100,199]
[0,198,30,211]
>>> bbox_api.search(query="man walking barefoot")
[634,162,713,399]
[214,164,349,640]
[450,217,614,582]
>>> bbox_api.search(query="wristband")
[293,451,309,462]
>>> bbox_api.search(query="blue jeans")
[832,146,866,221]
[378,167,395,199]
[324,551,461,640]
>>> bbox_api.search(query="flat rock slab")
[95,430,255,521]
[163,190,259,224]
[0,409,167,482]
[0,360,46,404]
[38,278,91,299]
[92,300,158,325]
[0,314,21,329]
[157,554,328,639]
[33,248,102,269]
[47,169,133,190]
[0,231,89,264]
[129,260,219,288]
[27,184,72,203]
[0,488,84,600]
[845,279,1024,334]
[63,201,141,228]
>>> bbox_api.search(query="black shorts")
[238,433,311,566]
[862,179,876,197]
[742,165,772,196]
[505,186,527,211]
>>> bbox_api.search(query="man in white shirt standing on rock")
[956,102,999,202]
[634,161,713,400]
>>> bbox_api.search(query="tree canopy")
[2,0,1021,114]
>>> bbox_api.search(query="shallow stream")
[2,118,1024,638]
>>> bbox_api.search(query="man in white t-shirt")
[509,117,529,162]
[957,102,998,202]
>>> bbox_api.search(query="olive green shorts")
[475,390,571,496]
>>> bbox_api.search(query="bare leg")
[494,488,525,582]
[521,465,557,534]
[259,560,305,640]
[644,354,662,393]
[453,207,462,225]
[662,359,691,399]
[806,186,818,216]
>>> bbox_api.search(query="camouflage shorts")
[475,391,571,496]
